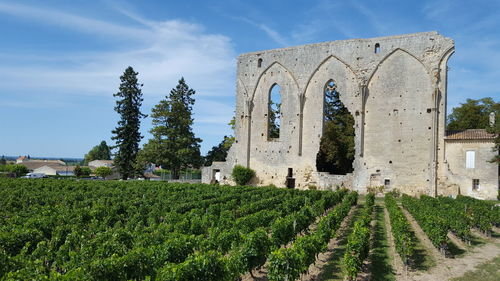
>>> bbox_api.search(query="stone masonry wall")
[204,31,455,196]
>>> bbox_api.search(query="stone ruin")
[203,31,460,196]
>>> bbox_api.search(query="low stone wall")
[307,172,353,191]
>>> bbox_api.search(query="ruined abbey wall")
[203,31,455,196]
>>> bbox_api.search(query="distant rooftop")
[445,129,496,140]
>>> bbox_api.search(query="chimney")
[489,112,496,127]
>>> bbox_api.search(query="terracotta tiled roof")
[445,129,496,140]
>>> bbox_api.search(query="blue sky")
[0,0,499,158]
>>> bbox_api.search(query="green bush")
[94,167,112,178]
[0,164,28,177]
[231,165,255,186]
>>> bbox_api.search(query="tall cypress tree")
[142,77,202,179]
[111,66,147,179]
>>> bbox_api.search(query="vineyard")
[0,179,499,281]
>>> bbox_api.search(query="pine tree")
[111,67,147,179]
[142,78,202,179]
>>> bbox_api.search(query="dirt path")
[242,205,359,281]
[397,206,500,281]
[384,205,407,280]
[402,237,499,281]
[298,205,358,281]
[447,232,467,251]
[400,207,444,263]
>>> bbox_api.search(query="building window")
[472,179,480,190]
[257,58,263,68]
[465,150,475,169]
[384,179,391,188]
[375,43,381,54]
[268,84,281,139]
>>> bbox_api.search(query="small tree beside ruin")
[316,80,355,174]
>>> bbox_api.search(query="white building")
[88,160,114,168]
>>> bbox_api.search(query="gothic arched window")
[268,84,281,139]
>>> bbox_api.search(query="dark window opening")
[268,84,281,139]
[375,43,381,54]
[286,168,295,188]
[384,179,390,188]
[257,58,263,68]
[316,80,355,175]
[472,179,480,190]
[211,169,221,184]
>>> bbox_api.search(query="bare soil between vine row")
[395,205,500,281]
[241,204,359,281]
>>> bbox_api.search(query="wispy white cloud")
[0,3,236,97]
[0,2,237,153]
[0,2,151,39]
[234,16,289,47]
[350,1,391,36]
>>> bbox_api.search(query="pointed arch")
[300,55,359,160]
[364,46,434,190]
[250,61,299,103]
[303,55,358,97]
[367,48,429,86]
[237,78,249,99]
[439,46,455,68]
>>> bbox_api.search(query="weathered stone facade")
[202,31,497,199]
[439,129,498,200]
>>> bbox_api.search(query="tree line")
[85,66,499,180]
[104,67,203,180]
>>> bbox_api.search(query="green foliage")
[231,165,255,185]
[81,167,92,177]
[268,101,281,139]
[74,165,90,177]
[157,251,230,281]
[84,141,111,164]
[402,195,449,251]
[238,228,271,273]
[141,78,202,179]
[385,193,414,265]
[447,97,500,163]
[0,178,346,279]
[94,167,112,179]
[73,165,82,177]
[342,193,374,280]
[447,98,499,130]
[0,164,28,177]
[225,116,236,149]
[204,136,233,166]
[488,117,500,164]
[0,156,6,165]
[316,82,355,174]
[455,195,499,233]
[267,192,357,281]
[111,66,147,180]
